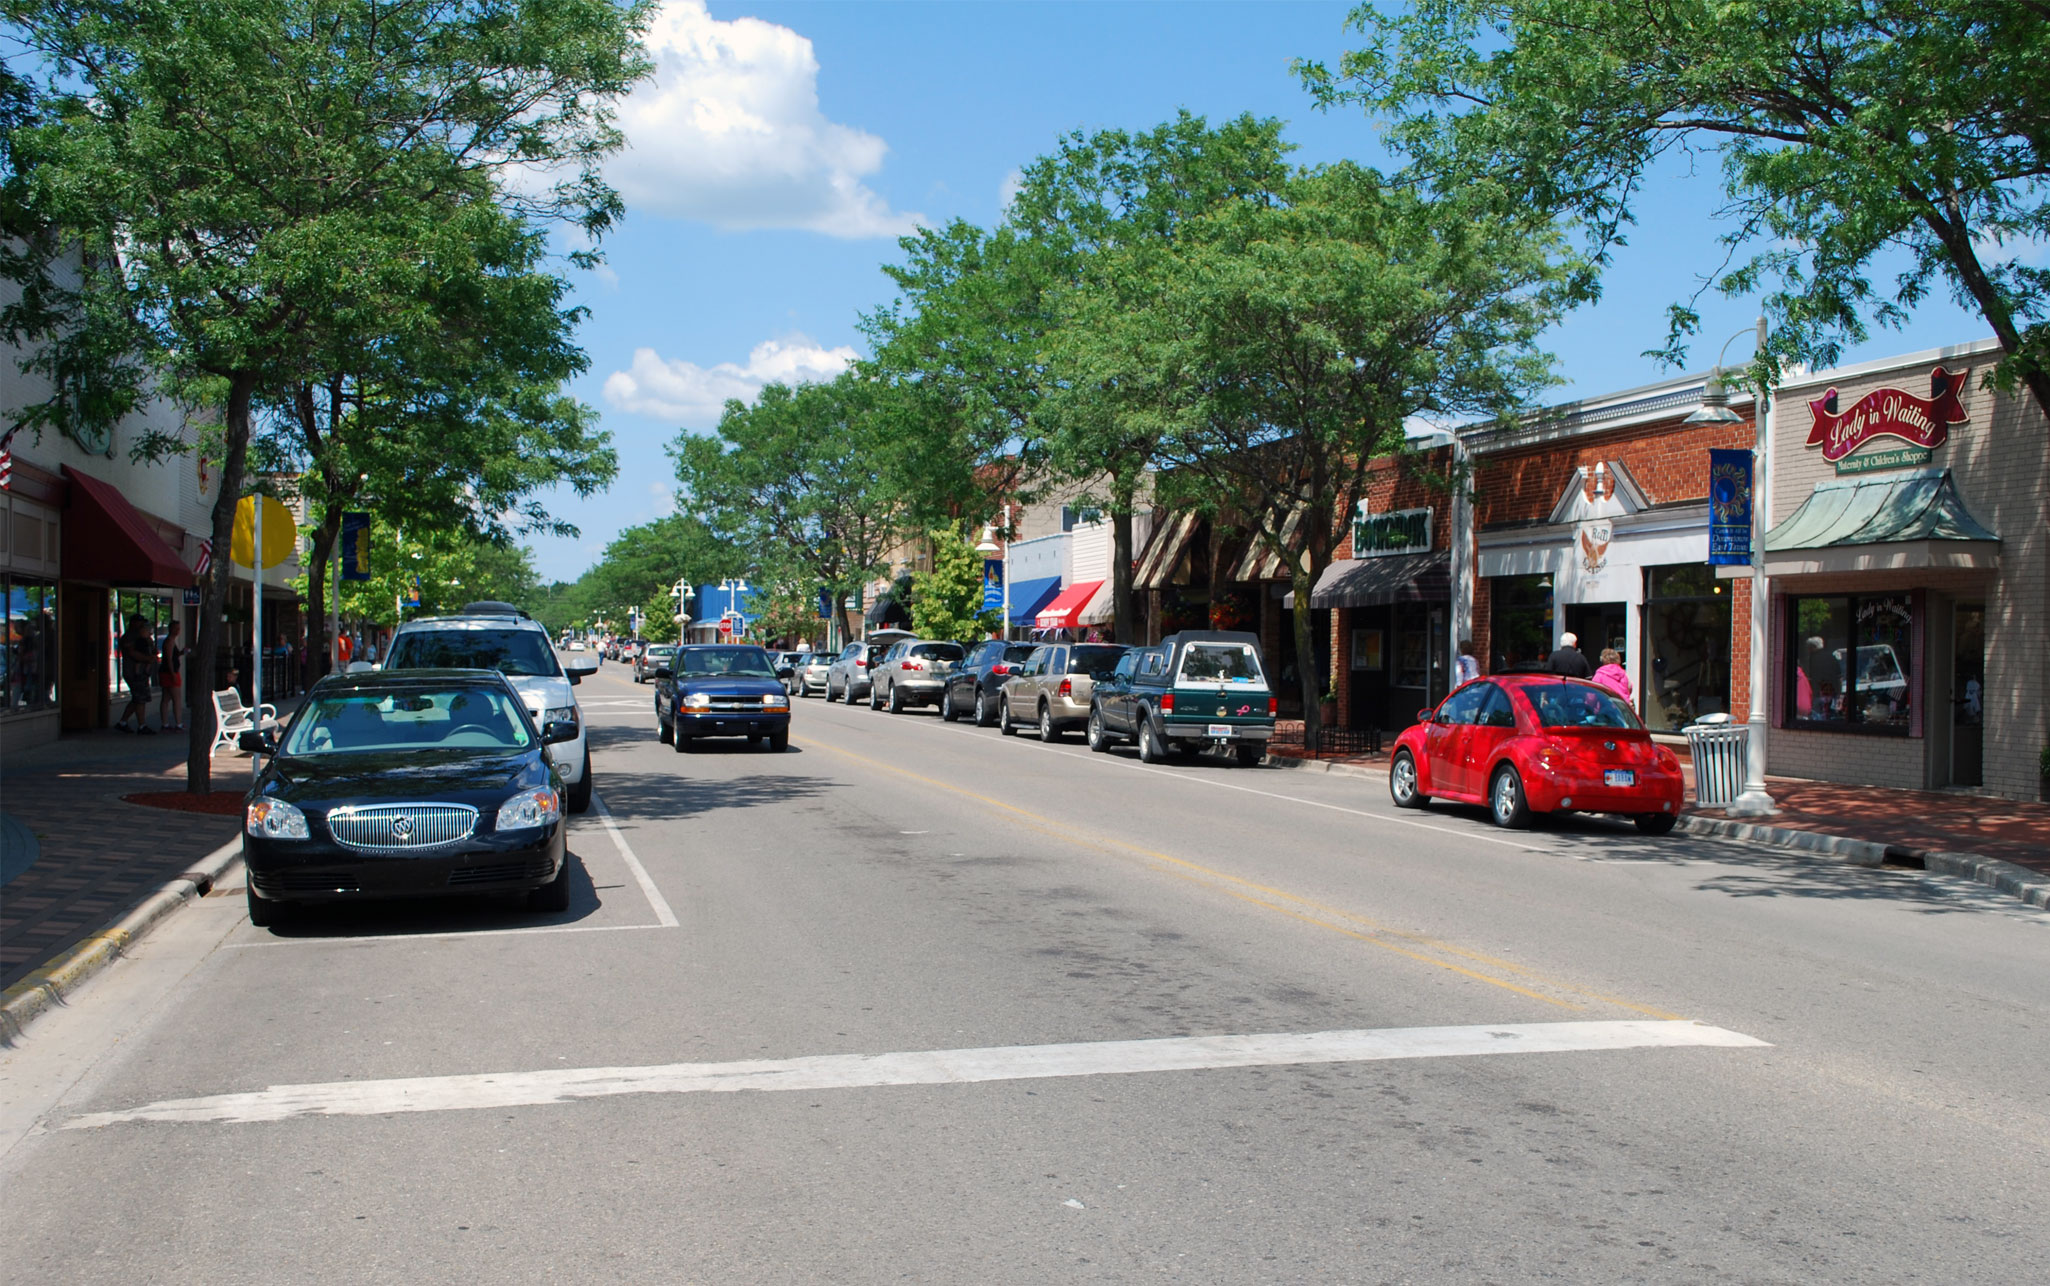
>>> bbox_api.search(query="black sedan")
[240,669,578,927]
[654,644,791,751]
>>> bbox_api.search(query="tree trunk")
[1111,500,1136,645]
[305,503,342,683]
[1291,561,1320,752]
[187,372,257,794]
[834,591,854,650]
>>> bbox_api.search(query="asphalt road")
[3,659,2045,1284]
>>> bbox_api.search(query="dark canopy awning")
[61,465,195,588]
[865,596,912,629]
[1287,551,1448,609]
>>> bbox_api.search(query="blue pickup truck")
[1085,630,1276,767]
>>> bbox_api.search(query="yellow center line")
[795,730,1682,1019]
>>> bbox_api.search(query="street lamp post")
[975,504,1012,640]
[720,578,748,638]
[1685,317,1777,816]
[671,577,694,644]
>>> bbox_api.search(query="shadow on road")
[254,850,603,938]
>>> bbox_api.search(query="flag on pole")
[192,538,213,578]
[0,426,18,489]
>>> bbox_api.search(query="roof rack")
[460,601,529,618]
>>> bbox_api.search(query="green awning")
[1765,469,1997,551]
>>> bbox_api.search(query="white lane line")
[64,1020,1765,1128]
[593,792,678,928]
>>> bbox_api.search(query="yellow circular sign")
[231,495,297,569]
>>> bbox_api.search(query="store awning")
[60,465,195,588]
[1134,513,1200,589]
[1077,579,1117,626]
[1229,508,1303,582]
[865,596,911,629]
[1035,580,1103,631]
[1760,468,1999,575]
[1006,576,1063,626]
[1286,552,1448,609]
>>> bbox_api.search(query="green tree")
[1063,163,1574,744]
[672,372,902,647]
[310,525,540,629]
[4,0,649,793]
[540,512,744,640]
[909,528,999,644]
[1301,1,2050,409]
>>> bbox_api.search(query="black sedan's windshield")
[283,687,533,755]
[385,628,560,677]
[679,646,778,678]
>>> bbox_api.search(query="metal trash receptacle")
[1684,714,1749,808]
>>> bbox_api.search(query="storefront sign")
[1707,448,1753,565]
[1834,445,1934,475]
[1805,366,1968,464]
[1352,505,1432,558]
[1576,520,1614,589]
[340,512,372,581]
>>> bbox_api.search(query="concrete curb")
[0,834,242,1045]
[1266,753,2048,912]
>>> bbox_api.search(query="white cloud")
[603,334,858,425]
[998,168,1024,212]
[608,1,921,238]
[591,263,621,290]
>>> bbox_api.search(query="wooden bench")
[210,687,280,756]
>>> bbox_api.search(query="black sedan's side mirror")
[238,729,277,755]
[542,720,578,744]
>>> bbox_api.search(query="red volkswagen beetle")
[1388,676,1683,833]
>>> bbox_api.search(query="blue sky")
[530,0,1993,583]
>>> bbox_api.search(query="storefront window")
[1643,564,1731,732]
[4,575,60,713]
[1488,574,1553,672]
[1786,594,1912,731]
[1393,602,1432,689]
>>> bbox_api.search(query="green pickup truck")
[1086,630,1276,767]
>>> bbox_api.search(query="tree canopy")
[1301,1,2050,407]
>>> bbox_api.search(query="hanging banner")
[230,495,296,569]
[982,558,1005,612]
[1707,448,1753,566]
[339,512,372,581]
[1805,366,1968,464]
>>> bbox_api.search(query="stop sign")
[717,618,733,636]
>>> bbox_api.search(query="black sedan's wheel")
[566,760,593,814]
[245,884,284,928]
[1137,717,1166,764]
[1634,811,1678,836]
[999,696,1019,736]
[1087,707,1111,753]
[940,686,957,722]
[528,856,571,912]
[1490,765,1531,829]
[974,688,993,727]
[1389,750,1427,808]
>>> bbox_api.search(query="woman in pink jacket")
[1593,647,1632,701]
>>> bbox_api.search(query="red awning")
[1034,580,1103,630]
[60,465,196,588]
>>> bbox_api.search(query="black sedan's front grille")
[327,803,479,851]
[447,857,555,887]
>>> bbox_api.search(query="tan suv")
[997,643,1130,741]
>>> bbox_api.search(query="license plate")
[1207,723,1234,738]
[1604,769,1635,787]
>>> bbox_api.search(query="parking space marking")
[228,795,677,947]
[64,1019,1767,1128]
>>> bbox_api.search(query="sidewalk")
[1,727,256,991]
[1268,737,2049,888]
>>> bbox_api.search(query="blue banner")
[817,588,833,619]
[339,512,372,581]
[981,558,1004,612]
[1707,449,1753,566]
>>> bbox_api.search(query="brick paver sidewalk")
[1,729,258,990]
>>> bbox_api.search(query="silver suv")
[870,639,965,712]
[383,601,598,812]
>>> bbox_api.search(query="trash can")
[1684,714,1749,808]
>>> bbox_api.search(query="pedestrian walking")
[157,619,185,730]
[1593,647,1632,701]
[1546,631,1592,679]
[115,614,156,733]
[1454,638,1480,686]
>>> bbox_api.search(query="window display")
[4,576,59,713]
[1488,575,1553,672]
[1644,564,1731,732]
[1786,594,1912,731]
